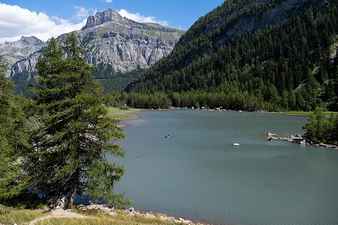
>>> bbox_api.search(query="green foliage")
[93,64,144,92]
[0,206,45,225]
[0,62,30,201]
[26,34,125,209]
[87,161,130,208]
[304,107,338,145]
[107,89,277,111]
[127,0,338,111]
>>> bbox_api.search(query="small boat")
[233,143,240,147]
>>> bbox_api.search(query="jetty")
[266,132,338,150]
[266,132,302,143]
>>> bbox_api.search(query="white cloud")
[118,9,169,26]
[75,6,90,19]
[0,3,86,43]
[0,3,172,43]
[74,6,97,20]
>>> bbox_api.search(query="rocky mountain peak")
[0,36,45,77]
[19,36,43,45]
[83,9,125,29]
[9,9,184,92]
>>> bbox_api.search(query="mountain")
[10,9,184,93]
[0,36,45,77]
[127,0,338,111]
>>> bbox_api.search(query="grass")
[36,217,178,225]
[35,214,179,225]
[0,205,184,225]
[0,206,46,225]
[285,111,338,117]
[106,107,140,121]
[0,207,182,225]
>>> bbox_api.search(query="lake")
[116,110,338,225]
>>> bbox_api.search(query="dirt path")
[28,209,88,225]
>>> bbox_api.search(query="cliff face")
[78,9,183,72]
[0,36,45,77]
[9,9,183,92]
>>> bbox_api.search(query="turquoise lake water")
[116,110,338,225]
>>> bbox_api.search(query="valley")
[0,1,338,225]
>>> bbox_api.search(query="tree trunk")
[64,188,77,210]
[64,169,80,209]
[70,187,77,209]
[49,196,66,210]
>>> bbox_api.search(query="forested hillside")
[127,0,338,111]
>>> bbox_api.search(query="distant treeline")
[106,89,278,111]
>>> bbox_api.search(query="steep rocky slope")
[0,36,45,77]
[10,9,183,93]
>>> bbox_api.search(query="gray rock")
[9,9,184,89]
[0,36,45,77]
[127,207,135,213]
[83,9,123,29]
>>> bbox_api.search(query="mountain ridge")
[7,9,184,93]
[0,36,45,77]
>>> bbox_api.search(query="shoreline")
[133,107,337,117]
[267,132,338,150]
[123,208,210,225]
[116,108,338,151]
[0,205,212,225]
[78,205,211,225]
[106,107,142,127]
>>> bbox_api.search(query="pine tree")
[27,34,125,209]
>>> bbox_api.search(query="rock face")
[78,9,183,72]
[83,9,122,29]
[0,36,45,76]
[9,9,183,92]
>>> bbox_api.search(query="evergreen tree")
[27,34,125,209]
[0,62,29,201]
[127,0,338,111]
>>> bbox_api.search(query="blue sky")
[2,0,224,29]
[0,0,224,42]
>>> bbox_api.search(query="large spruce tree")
[28,34,124,209]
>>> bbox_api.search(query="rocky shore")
[78,204,209,225]
[267,132,338,150]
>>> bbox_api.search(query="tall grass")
[0,206,45,225]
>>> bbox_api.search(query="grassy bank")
[0,207,191,225]
[0,206,46,225]
[35,213,179,225]
[283,111,338,117]
[106,107,141,121]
